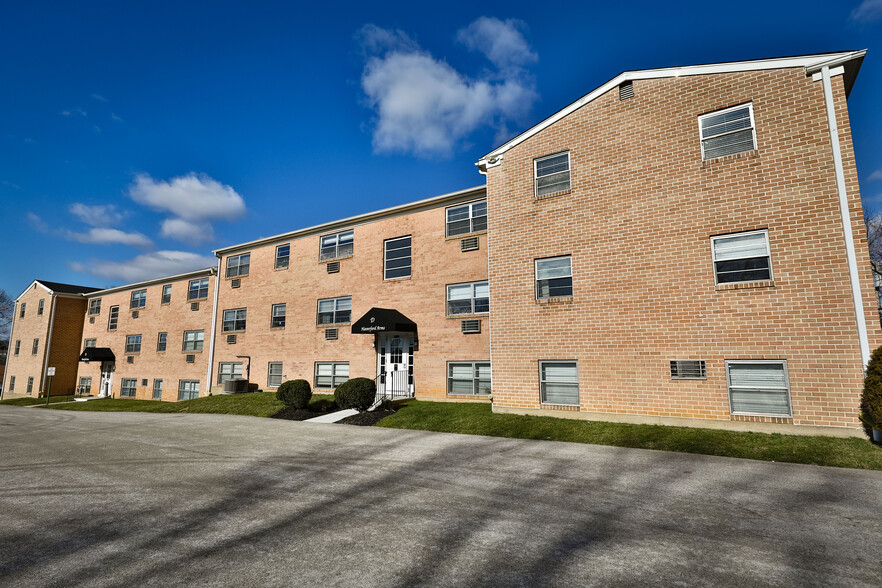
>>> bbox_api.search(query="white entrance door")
[376,332,414,398]
[99,362,114,398]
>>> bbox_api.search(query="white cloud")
[868,169,882,182]
[70,251,216,283]
[2,180,21,190]
[27,212,48,233]
[357,18,538,158]
[456,17,537,72]
[69,203,128,227]
[851,0,882,22]
[111,113,123,122]
[91,93,108,102]
[129,173,246,221]
[160,218,215,245]
[66,228,153,249]
[60,107,87,117]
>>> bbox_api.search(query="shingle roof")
[36,280,102,295]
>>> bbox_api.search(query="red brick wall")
[46,296,88,396]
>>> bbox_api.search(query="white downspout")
[821,65,871,368]
[1,301,18,398]
[41,294,58,393]
[205,261,221,394]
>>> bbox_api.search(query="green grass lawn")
[36,392,335,418]
[0,395,78,406]
[378,401,882,471]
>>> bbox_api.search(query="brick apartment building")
[1,50,876,437]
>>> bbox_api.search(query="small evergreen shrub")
[334,377,376,411]
[276,379,312,409]
[861,347,882,440]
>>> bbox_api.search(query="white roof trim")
[15,280,52,302]
[476,51,867,170]
[85,266,217,298]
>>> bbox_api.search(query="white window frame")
[178,380,200,401]
[188,278,209,300]
[320,230,354,260]
[539,360,580,406]
[446,361,491,396]
[275,244,291,269]
[108,305,119,331]
[153,379,163,400]
[710,229,773,285]
[9,376,15,391]
[267,362,283,388]
[222,308,247,332]
[38,299,44,315]
[125,334,142,354]
[78,376,92,395]
[26,376,33,394]
[698,103,757,161]
[226,253,251,278]
[88,298,101,315]
[130,289,147,309]
[156,332,167,352]
[271,303,286,328]
[120,378,137,398]
[317,296,352,325]
[19,303,25,318]
[161,284,172,304]
[31,338,39,355]
[218,362,243,385]
[534,151,571,198]
[14,340,20,356]
[535,256,573,299]
[725,360,792,418]
[445,200,488,237]
[183,330,204,351]
[314,362,349,389]
[446,281,490,316]
[384,235,412,280]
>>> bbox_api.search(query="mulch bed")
[269,407,328,421]
[337,409,397,426]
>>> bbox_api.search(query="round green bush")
[861,346,882,440]
[276,379,312,409]
[334,377,376,412]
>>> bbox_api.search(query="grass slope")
[378,401,882,471]
[0,395,78,406]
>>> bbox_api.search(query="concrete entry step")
[303,409,359,423]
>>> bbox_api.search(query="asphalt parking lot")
[0,406,880,587]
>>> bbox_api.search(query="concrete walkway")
[0,406,880,587]
[303,408,358,423]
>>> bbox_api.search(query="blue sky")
[2,0,882,296]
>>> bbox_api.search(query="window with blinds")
[726,361,791,417]
[534,152,570,197]
[699,103,756,160]
[539,361,579,405]
[447,362,491,395]
[711,230,772,284]
[535,256,573,299]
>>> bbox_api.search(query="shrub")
[276,379,312,409]
[334,377,376,412]
[861,347,882,440]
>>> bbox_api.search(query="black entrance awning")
[351,307,417,334]
[79,347,115,362]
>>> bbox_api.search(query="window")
[317,296,351,325]
[384,236,412,279]
[540,361,579,406]
[78,377,92,395]
[222,308,247,332]
[446,200,487,237]
[14,340,19,356]
[121,378,137,398]
[699,103,756,160]
[9,376,14,391]
[108,305,119,331]
[226,253,250,277]
[27,376,33,394]
[130,289,147,309]
[125,334,142,354]
[314,362,349,389]
[183,330,204,351]
[88,298,101,315]
[19,303,25,318]
[271,304,286,328]
[447,362,491,396]
[178,380,200,401]
[84,338,96,348]
[447,281,489,315]
[38,299,44,315]
[535,152,570,197]
[32,338,38,355]
[726,360,791,417]
[153,379,163,400]
[711,230,772,284]
[268,362,283,388]
[156,332,167,352]
[535,256,573,299]
[320,230,354,260]
[275,244,290,269]
[188,278,209,300]
[218,362,243,384]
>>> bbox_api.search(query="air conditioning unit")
[325,328,338,340]
[461,319,481,334]
[132,310,139,318]
[231,279,240,289]
[89,317,95,324]
[327,261,340,274]
[186,354,195,363]
[227,334,237,344]
[461,237,479,252]
[127,356,134,364]
[224,378,249,394]
[191,302,199,311]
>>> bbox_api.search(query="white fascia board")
[15,280,51,302]
[85,266,218,298]
[476,51,865,170]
